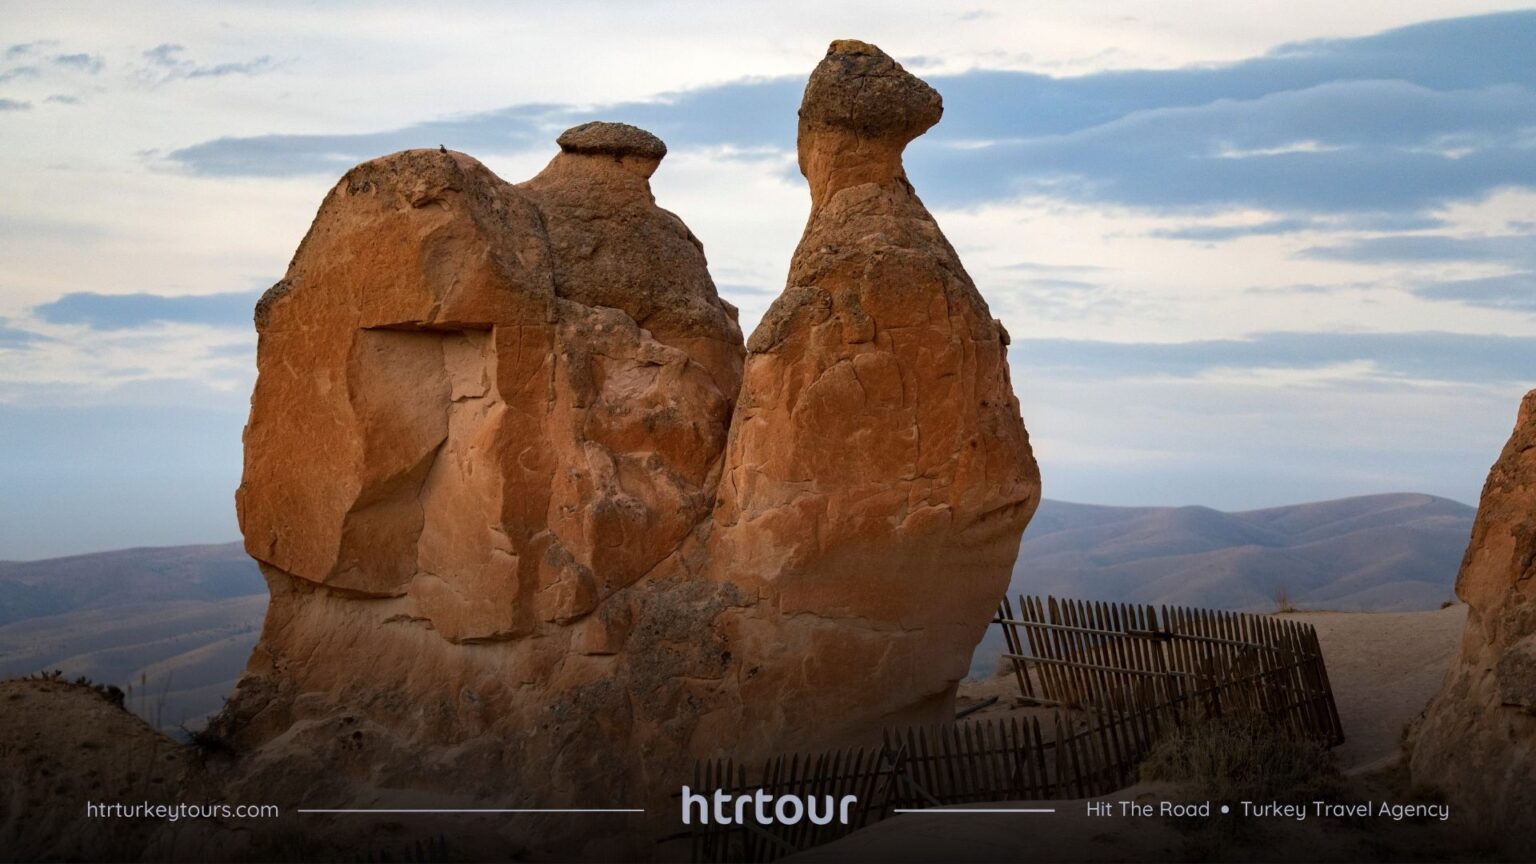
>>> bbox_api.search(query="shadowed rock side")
[205,41,1036,859]
[1411,388,1536,847]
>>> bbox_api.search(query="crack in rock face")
[216,39,1041,858]
[1411,388,1536,848]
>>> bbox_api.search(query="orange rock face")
[1411,388,1536,843]
[223,41,1038,854]
[707,39,1040,752]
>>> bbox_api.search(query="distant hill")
[0,542,260,625]
[970,492,1474,675]
[0,543,263,730]
[0,494,1477,717]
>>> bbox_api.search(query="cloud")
[913,79,1536,213]
[0,322,45,348]
[32,290,263,330]
[0,98,29,111]
[1152,217,1314,241]
[3,41,53,60]
[1244,282,1375,296]
[1411,272,1536,312]
[166,82,801,177]
[51,52,102,74]
[139,43,275,83]
[1301,233,1531,263]
[1019,331,1536,385]
[1000,261,1108,275]
[161,10,1536,223]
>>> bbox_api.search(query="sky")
[1,1,1534,559]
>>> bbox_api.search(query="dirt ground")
[1283,605,1466,771]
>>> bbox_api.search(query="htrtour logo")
[681,786,858,827]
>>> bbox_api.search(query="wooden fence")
[997,595,1343,745]
[681,595,1345,862]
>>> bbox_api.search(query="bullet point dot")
[1220,805,1230,814]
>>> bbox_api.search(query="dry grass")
[1139,714,1345,853]
[1140,713,1344,807]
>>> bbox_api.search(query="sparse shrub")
[176,722,236,759]
[15,670,127,709]
[1271,585,1297,614]
[124,671,174,729]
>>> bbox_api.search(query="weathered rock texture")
[705,39,1040,754]
[1411,388,1536,844]
[220,40,1037,857]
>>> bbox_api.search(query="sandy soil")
[1284,604,1466,771]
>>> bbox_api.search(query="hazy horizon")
[0,490,1479,563]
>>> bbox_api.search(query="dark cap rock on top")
[556,121,668,160]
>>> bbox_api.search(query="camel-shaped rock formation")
[216,39,1039,855]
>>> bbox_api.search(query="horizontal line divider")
[891,808,1056,814]
[296,808,646,814]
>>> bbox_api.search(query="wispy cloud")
[0,98,30,111]
[1021,331,1536,384]
[0,322,47,348]
[52,52,103,74]
[138,43,276,84]
[1152,217,1315,241]
[160,11,1536,226]
[1412,272,1536,312]
[1000,261,1109,275]
[3,41,55,60]
[32,289,263,330]
[1302,233,1531,263]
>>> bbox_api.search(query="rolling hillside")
[0,542,260,625]
[1011,493,1471,610]
[0,543,263,730]
[0,494,1476,719]
[970,492,1474,675]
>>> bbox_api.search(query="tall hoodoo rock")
[708,39,1040,750]
[1411,388,1536,842]
[223,41,1038,856]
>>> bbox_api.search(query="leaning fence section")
[996,595,1343,746]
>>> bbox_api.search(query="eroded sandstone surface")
[1411,388,1536,844]
[706,39,1040,754]
[211,40,1037,857]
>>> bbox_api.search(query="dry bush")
[1272,585,1298,614]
